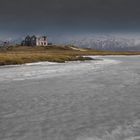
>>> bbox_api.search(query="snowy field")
[0,56,140,140]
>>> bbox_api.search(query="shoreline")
[0,55,94,66]
[0,54,140,66]
[0,45,140,66]
[0,57,119,82]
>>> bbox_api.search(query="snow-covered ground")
[0,58,120,82]
[0,56,140,140]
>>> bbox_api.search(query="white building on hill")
[36,36,48,46]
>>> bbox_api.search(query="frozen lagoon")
[0,56,140,140]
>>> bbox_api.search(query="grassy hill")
[0,45,140,66]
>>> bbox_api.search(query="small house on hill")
[36,36,48,46]
[21,35,48,46]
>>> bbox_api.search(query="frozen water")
[0,58,120,82]
[0,56,140,140]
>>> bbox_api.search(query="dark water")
[0,56,140,140]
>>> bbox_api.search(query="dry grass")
[0,45,140,66]
[0,50,93,66]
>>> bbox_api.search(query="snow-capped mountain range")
[2,34,140,51]
[53,34,140,51]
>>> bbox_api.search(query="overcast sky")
[0,0,140,39]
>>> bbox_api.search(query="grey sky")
[0,0,140,38]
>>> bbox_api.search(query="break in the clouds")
[0,0,140,37]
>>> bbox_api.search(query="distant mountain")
[0,37,23,46]
[9,38,23,45]
[56,34,140,51]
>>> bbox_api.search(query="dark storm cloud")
[0,0,140,35]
